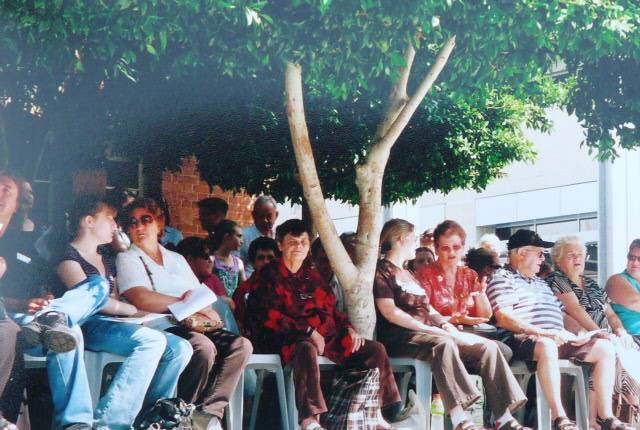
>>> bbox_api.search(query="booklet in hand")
[168,285,217,322]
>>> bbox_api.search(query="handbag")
[138,257,223,334]
[322,368,381,430]
[135,397,194,430]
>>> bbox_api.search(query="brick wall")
[73,169,108,196]
[162,157,255,238]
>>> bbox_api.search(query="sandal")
[496,418,532,430]
[454,420,484,430]
[597,417,634,430]
[552,416,578,430]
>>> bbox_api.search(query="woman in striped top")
[547,236,640,424]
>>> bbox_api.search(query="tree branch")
[374,42,416,141]
[369,35,456,164]
[285,62,359,285]
[354,36,456,273]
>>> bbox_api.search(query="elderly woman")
[547,236,640,423]
[607,240,640,344]
[116,198,252,430]
[246,219,401,430]
[375,219,528,430]
[415,220,492,326]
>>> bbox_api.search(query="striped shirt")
[486,265,564,331]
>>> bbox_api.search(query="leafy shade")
[114,74,560,205]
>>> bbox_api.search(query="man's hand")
[347,327,365,353]
[310,329,325,355]
[27,295,53,314]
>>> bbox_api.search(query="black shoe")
[22,311,77,353]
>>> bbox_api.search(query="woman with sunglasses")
[56,195,193,430]
[415,220,492,327]
[116,198,252,430]
[547,236,640,424]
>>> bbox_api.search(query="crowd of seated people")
[3,168,640,430]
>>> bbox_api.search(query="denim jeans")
[16,275,193,429]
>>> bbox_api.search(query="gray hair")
[253,195,277,210]
[477,233,505,255]
[550,235,586,265]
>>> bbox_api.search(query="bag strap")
[138,256,157,292]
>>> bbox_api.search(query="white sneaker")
[191,410,222,430]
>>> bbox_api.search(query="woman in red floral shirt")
[415,220,492,325]
[246,220,400,430]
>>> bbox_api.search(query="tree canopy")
[0,1,637,201]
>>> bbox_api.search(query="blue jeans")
[18,275,193,429]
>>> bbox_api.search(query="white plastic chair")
[285,356,337,430]
[246,353,290,430]
[83,350,126,408]
[510,359,589,430]
[389,357,433,429]
[226,370,244,430]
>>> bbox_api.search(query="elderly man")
[487,229,633,430]
[246,219,401,430]
[240,195,278,276]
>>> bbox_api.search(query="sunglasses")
[255,254,275,261]
[627,254,640,263]
[128,214,154,227]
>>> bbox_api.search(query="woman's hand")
[27,294,54,314]
[181,290,194,302]
[310,329,325,355]
[347,327,365,353]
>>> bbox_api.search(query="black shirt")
[0,228,47,301]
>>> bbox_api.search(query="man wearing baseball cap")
[486,229,633,430]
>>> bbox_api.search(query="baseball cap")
[507,229,554,250]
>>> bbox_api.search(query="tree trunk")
[283,37,456,338]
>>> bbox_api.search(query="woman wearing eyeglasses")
[547,236,640,424]
[607,240,640,347]
[415,220,492,327]
[116,198,252,430]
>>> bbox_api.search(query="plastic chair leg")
[274,366,290,430]
[249,370,266,430]
[415,363,432,430]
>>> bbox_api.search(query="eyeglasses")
[565,252,585,261]
[438,244,463,253]
[522,248,546,259]
[627,254,640,263]
[128,214,154,227]
[255,254,275,261]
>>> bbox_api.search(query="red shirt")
[200,273,227,297]
[415,262,480,317]
[245,260,353,364]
